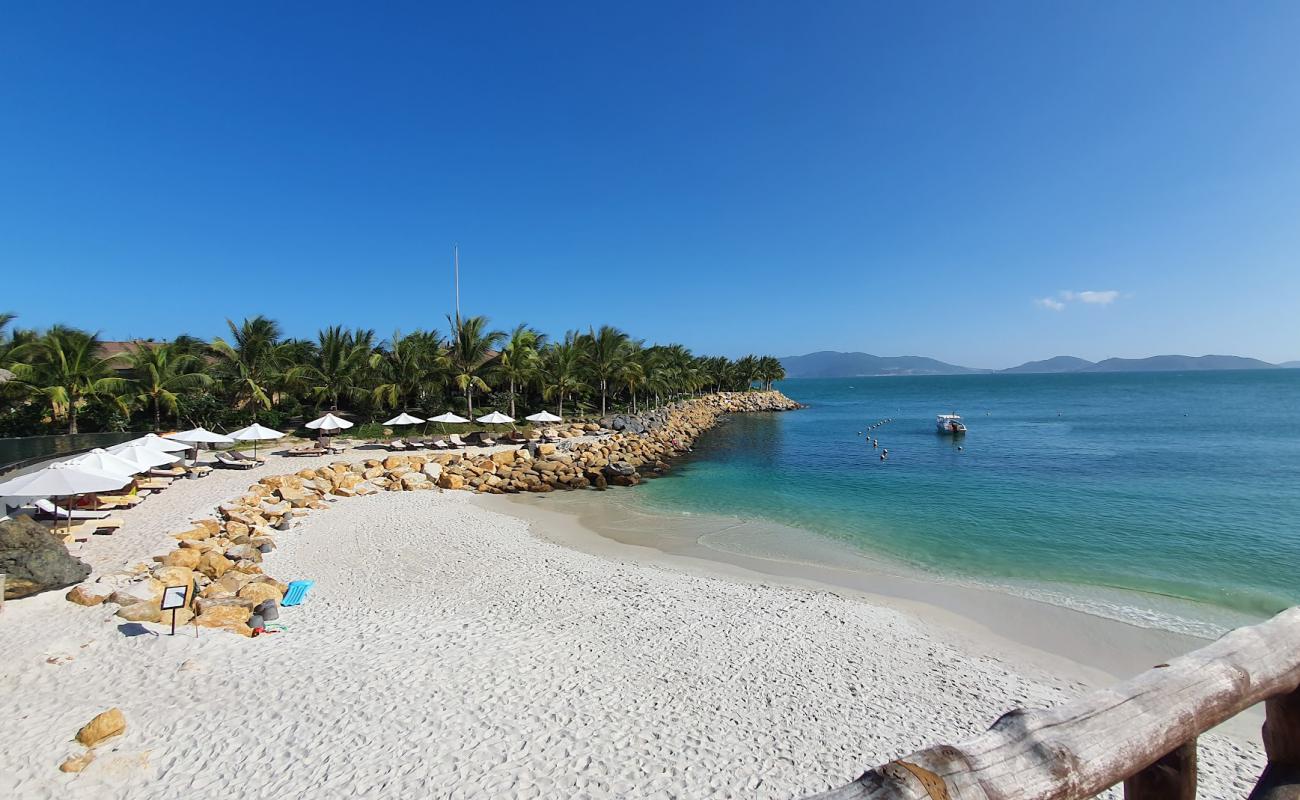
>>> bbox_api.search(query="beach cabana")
[228,422,286,460]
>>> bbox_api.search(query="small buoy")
[957,446,964,452]
[872,440,878,448]
[880,453,886,460]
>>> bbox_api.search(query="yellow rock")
[437,472,465,490]
[237,581,283,605]
[194,519,222,535]
[59,750,95,772]
[194,605,253,627]
[65,584,113,606]
[116,602,162,623]
[76,708,126,747]
[197,551,233,579]
[161,549,201,569]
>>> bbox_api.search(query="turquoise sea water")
[629,372,1300,635]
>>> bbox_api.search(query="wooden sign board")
[161,585,188,611]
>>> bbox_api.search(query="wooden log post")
[805,608,1300,800]
[1123,739,1196,800]
[1250,688,1300,800]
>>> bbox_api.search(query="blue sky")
[3,2,1299,368]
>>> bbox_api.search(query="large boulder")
[0,517,91,599]
[76,708,126,747]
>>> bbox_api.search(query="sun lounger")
[149,466,186,478]
[281,580,315,607]
[35,499,111,521]
[447,435,467,449]
[137,477,172,491]
[479,435,497,447]
[230,449,266,464]
[386,440,408,451]
[93,493,145,508]
[42,517,124,536]
[428,438,449,450]
[215,451,257,469]
[286,445,327,456]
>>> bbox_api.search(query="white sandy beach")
[0,454,1266,798]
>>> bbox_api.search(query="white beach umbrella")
[0,462,131,534]
[427,411,470,436]
[67,448,143,478]
[383,412,425,426]
[116,433,192,454]
[166,427,235,445]
[110,441,183,470]
[525,410,563,423]
[428,412,469,424]
[229,422,286,459]
[306,412,354,432]
[476,411,514,425]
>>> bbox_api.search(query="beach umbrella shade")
[0,462,130,534]
[475,412,514,425]
[383,412,425,426]
[229,423,286,459]
[427,411,469,435]
[306,412,354,432]
[67,448,143,478]
[525,410,563,424]
[164,427,235,465]
[116,433,192,454]
[166,427,235,445]
[108,441,183,470]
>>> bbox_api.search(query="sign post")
[160,585,188,636]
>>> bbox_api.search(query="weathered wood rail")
[803,607,1300,800]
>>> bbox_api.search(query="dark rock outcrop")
[1,516,92,599]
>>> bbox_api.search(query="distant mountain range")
[778,351,984,378]
[779,351,1296,378]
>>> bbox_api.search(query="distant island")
[780,351,1296,378]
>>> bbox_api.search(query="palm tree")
[285,326,376,411]
[371,330,446,412]
[755,356,785,390]
[538,333,584,418]
[446,315,504,417]
[733,359,759,392]
[498,324,544,418]
[618,340,647,413]
[125,342,213,430]
[209,316,288,410]
[581,325,629,417]
[8,327,130,433]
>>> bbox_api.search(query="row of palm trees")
[0,313,786,435]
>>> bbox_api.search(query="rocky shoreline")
[61,391,803,638]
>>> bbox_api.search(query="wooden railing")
[803,607,1300,800]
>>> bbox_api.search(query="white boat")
[936,413,967,435]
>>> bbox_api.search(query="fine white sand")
[0,471,1265,798]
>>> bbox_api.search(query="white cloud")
[1034,289,1120,310]
[1063,290,1119,305]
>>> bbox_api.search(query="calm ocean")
[624,372,1300,636]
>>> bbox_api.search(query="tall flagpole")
[453,243,461,324]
